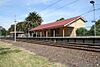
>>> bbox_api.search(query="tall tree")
[25,12,43,27]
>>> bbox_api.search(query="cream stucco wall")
[67,19,85,37]
[68,19,85,28]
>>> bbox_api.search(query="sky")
[0,0,100,30]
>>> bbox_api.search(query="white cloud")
[40,9,78,24]
[0,0,11,6]
[26,2,30,6]
[0,16,14,29]
[17,14,28,21]
[24,0,52,6]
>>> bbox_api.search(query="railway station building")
[30,16,86,37]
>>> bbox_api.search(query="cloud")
[0,16,14,29]
[40,9,79,24]
[17,14,28,21]
[24,0,51,6]
[0,0,11,6]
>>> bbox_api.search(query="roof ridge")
[41,16,80,25]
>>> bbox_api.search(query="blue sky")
[0,0,100,30]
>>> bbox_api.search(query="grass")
[0,41,66,67]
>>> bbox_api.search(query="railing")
[1,36,100,46]
[17,36,100,46]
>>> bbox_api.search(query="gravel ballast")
[3,40,100,67]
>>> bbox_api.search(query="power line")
[39,0,100,20]
[40,0,63,12]
[52,0,79,11]
[80,10,93,16]
[40,0,79,13]
[40,0,100,17]
[79,8,100,29]
[80,8,100,16]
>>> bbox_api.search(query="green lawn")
[0,41,66,67]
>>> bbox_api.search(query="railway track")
[2,39,100,67]
[16,39,100,53]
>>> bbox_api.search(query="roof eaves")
[64,16,85,27]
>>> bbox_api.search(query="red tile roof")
[30,16,83,31]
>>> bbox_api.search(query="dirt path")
[2,40,100,67]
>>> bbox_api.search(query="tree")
[1,28,6,36]
[95,19,100,35]
[25,12,43,35]
[76,27,88,36]
[7,22,27,34]
[7,25,14,35]
[25,12,43,27]
[56,18,65,21]
[16,22,24,31]
[7,11,43,35]
[76,19,100,36]
[86,25,94,36]
[0,26,7,36]
[87,19,100,36]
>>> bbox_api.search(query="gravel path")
[3,40,100,67]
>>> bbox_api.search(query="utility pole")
[14,15,16,42]
[0,28,1,40]
[90,0,96,36]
